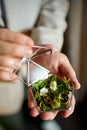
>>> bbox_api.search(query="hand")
[50,52,81,118]
[0,29,34,81]
[28,51,81,120]
[51,52,80,90]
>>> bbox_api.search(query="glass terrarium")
[13,45,74,113]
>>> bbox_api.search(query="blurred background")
[58,0,87,129]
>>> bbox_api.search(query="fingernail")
[25,38,34,46]
[24,48,33,56]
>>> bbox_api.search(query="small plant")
[31,74,73,112]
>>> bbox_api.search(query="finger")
[51,53,81,90]
[0,66,14,72]
[0,29,34,46]
[61,95,75,118]
[40,111,58,120]
[0,70,17,81]
[59,55,80,89]
[28,88,40,117]
[28,88,35,109]
[29,107,39,117]
[0,41,33,57]
[0,56,22,69]
[59,55,81,90]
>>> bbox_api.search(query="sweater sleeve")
[31,0,70,52]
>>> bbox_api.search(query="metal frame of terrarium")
[13,45,52,86]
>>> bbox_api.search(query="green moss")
[32,75,73,112]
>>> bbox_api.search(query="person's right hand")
[0,28,34,81]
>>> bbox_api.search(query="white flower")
[50,81,57,91]
[40,87,48,96]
